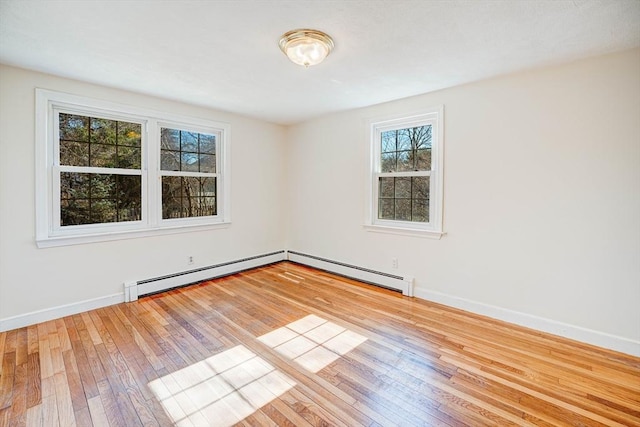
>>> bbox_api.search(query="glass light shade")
[279,29,334,67]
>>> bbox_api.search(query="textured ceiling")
[1,0,639,125]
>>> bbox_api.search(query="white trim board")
[1,250,637,357]
[0,250,287,333]
[287,250,638,357]
[0,293,125,333]
[413,287,640,357]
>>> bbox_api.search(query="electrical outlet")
[188,256,194,265]
[392,258,398,269]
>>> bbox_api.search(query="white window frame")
[35,89,231,248]
[365,106,445,239]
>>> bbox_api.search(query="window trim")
[35,88,231,248]
[365,106,445,239]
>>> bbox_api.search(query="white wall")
[1,49,639,354]
[286,49,640,349]
[0,65,287,321]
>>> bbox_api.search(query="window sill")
[36,222,231,248]
[363,224,445,239]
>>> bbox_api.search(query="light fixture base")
[279,29,334,67]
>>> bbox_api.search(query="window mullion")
[160,170,216,178]
[142,119,162,227]
[58,165,142,175]
[378,171,429,178]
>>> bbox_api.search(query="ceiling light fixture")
[279,29,334,67]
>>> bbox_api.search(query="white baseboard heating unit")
[124,249,414,302]
[124,250,287,302]
[287,250,414,297]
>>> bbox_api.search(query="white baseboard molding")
[414,287,640,357]
[128,250,287,301]
[3,249,637,357]
[287,250,414,296]
[1,250,287,332]
[0,293,125,333]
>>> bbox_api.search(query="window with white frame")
[367,107,444,238]
[36,89,230,247]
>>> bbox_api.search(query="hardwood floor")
[1,262,639,426]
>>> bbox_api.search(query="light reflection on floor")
[148,315,366,426]
[148,345,295,427]
[258,314,368,373]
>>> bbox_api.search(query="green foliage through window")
[59,114,141,169]
[58,113,142,226]
[60,172,141,225]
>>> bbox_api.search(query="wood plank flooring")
[1,261,639,426]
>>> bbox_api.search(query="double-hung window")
[159,126,219,220]
[36,89,230,247]
[367,107,444,238]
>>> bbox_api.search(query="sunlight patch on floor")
[258,314,367,373]
[148,345,296,427]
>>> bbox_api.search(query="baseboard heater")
[287,250,414,297]
[124,250,287,301]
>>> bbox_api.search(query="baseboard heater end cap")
[403,276,415,297]
[124,281,138,302]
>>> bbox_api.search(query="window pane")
[414,125,432,149]
[161,150,180,171]
[60,140,89,167]
[381,130,396,153]
[182,177,201,197]
[416,148,431,171]
[90,174,114,199]
[397,151,413,172]
[90,199,117,223]
[162,176,182,219]
[200,134,216,154]
[117,146,141,169]
[161,128,180,151]
[201,177,217,195]
[378,198,394,220]
[117,122,141,147]
[201,197,216,216]
[61,199,89,226]
[61,172,90,199]
[181,152,199,172]
[161,128,218,172]
[200,154,216,173]
[395,199,411,221]
[181,131,198,152]
[379,177,394,198]
[379,125,433,173]
[60,172,140,226]
[396,128,412,151]
[395,177,411,198]
[59,114,88,141]
[162,176,217,219]
[412,176,430,199]
[90,118,117,145]
[60,114,140,170]
[116,175,142,221]
[90,144,117,168]
[381,152,397,172]
[376,176,429,223]
[412,198,429,223]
